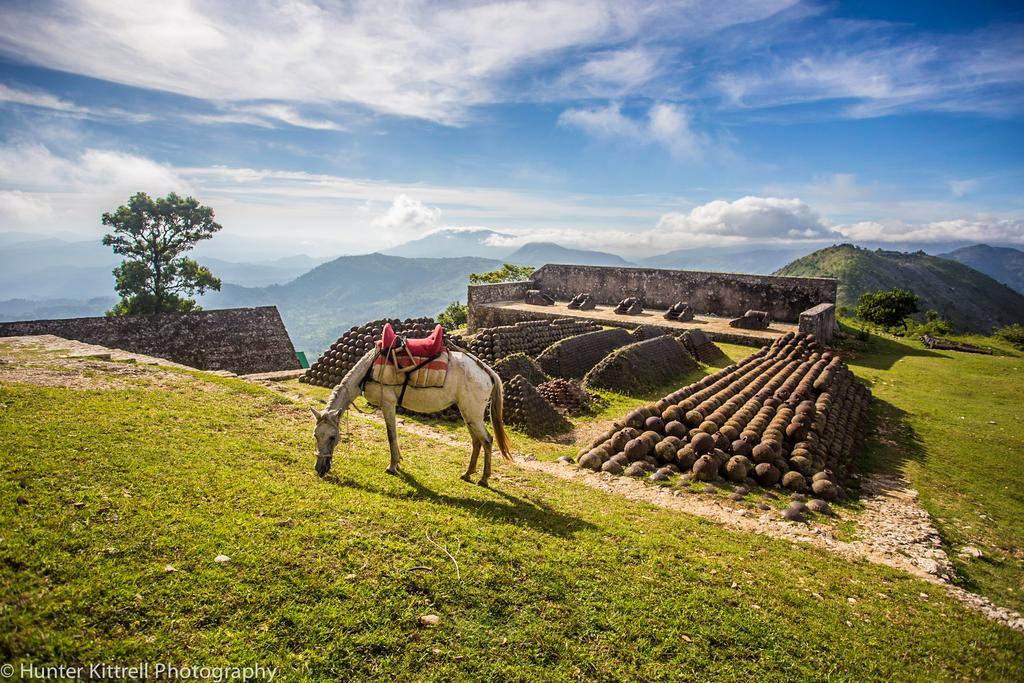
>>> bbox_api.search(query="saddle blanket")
[371,349,449,388]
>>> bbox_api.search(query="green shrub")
[995,323,1024,350]
[905,310,954,337]
[469,263,535,285]
[855,288,920,328]
[437,301,468,330]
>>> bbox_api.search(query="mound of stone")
[537,378,594,416]
[681,329,725,363]
[576,331,870,494]
[583,335,697,394]
[302,316,436,388]
[504,374,571,436]
[493,352,547,386]
[465,318,600,364]
[536,327,632,378]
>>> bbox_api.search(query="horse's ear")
[325,409,342,424]
[310,407,323,421]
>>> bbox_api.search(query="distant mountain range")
[775,244,1024,332]
[5,229,1023,348]
[203,253,501,355]
[0,235,331,321]
[638,245,811,274]
[382,228,515,259]
[939,244,1024,295]
[506,241,635,267]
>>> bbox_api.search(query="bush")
[905,310,953,337]
[469,263,535,285]
[437,302,468,330]
[995,323,1024,350]
[856,289,920,328]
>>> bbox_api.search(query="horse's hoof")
[385,467,398,476]
[477,479,490,488]
[460,473,473,483]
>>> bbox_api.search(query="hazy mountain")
[939,244,1024,295]
[203,253,502,355]
[639,245,812,274]
[506,241,635,267]
[775,244,1024,332]
[0,237,330,302]
[383,228,516,259]
[0,297,117,321]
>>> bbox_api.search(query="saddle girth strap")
[396,351,442,408]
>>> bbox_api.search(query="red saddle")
[378,323,445,357]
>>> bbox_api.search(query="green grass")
[3,353,1023,680]
[837,321,1024,614]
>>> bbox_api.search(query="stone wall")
[0,306,299,375]
[467,281,532,330]
[529,264,837,323]
[799,303,837,344]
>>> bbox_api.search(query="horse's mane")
[326,348,377,412]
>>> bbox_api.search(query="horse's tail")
[487,370,513,461]
[450,344,513,461]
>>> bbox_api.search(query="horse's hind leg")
[463,416,493,487]
[459,404,483,483]
[461,433,481,482]
[381,398,402,475]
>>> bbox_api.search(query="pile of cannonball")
[536,378,594,416]
[573,332,870,503]
[465,319,599,364]
[504,374,571,436]
[300,317,436,388]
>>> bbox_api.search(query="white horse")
[310,348,512,486]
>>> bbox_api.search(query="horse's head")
[310,407,342,477]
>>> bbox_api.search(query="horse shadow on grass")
[857,396,928,477]
[323,468,597,538]
[842,329,945,371]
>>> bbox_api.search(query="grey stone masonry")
[799,303,837,344]
[0,306,299,375]
[529,264,836,323]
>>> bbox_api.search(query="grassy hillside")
[839,325,1024,614]
[2,343,1022,679]
[775,244,1024,332]
[204,254,502,356]
[940,244,1024,295]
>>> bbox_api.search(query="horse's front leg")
[381,396,402,475]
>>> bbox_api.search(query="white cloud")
[559,101,709,158]
[232,104,345,131]
[716,23,1024,117]
[371,195,442,237]
[0,1,795,125]
[656,196,835,240]
[0,83,152,123]
[3,143,1020,259]
[0,190,54,223]
[836,218,1024,244]
[949,179,978,198]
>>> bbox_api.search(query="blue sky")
[0,0,1021,258]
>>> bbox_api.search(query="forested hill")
[939,244,1024,295]
[203,253,501,355]
[774,244,1024,332]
